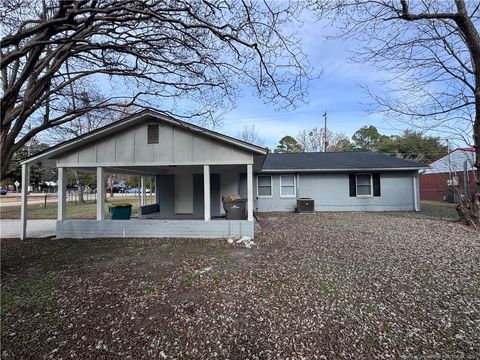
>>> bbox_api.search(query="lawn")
[1,211,479,359]
[0,196,144,219]
[384,200,459,221]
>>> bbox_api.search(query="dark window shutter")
[349,174,356,197]
[373,173,381,197]
[147,124,159,144]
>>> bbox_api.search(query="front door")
[175,174,193,214]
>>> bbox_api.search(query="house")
[419,148,476,202]
[19,110,427,240]
[256,152,425,212]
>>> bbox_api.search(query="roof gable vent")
[147,124,159,144]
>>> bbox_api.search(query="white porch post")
[57,167,67,221]
[96,167,105,220]
[140,176,146,206]
[20,163,29,240]
[247,164,254,221]
[204,165,211,221]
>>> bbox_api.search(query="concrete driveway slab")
[0,220,56,239]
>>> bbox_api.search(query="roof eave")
[260,167,428,173]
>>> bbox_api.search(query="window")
[280,175,296,197]
[257,175,272,197]
[147,124,159,144]
[356,174,372,196]
[349,173,381,197]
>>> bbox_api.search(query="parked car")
[125,187,150,194]
[125,187,140,193]
[0,186,7,195]
[107,186,125,193]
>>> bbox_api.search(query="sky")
[32,8,469,151]
[217,17,406,149]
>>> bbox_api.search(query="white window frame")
[355,173,373,198]
[280,175,296,198]
[257,175,272,198]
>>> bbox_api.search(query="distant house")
[20,110,427,240]
[419,148,476,202]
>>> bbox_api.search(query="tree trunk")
[456,150,480,227]
[454,4,480,228]
[0,129,16,181]
[456,75,480,227]
[108,175,114,197]
[74,170,85,204]
[456,186,480,227]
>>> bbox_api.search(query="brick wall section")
[420,171,477,201]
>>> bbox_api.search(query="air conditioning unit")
[297,198,314,213]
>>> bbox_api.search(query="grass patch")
[180,272,201,288]
[383,201,458,221]
[0,197,143,219]
[418,201,459,220]
[1,272,59,316]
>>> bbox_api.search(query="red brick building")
[420,148,476,202]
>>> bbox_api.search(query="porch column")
[96,167,105,220]
[140,176,146,206]
[247,164,253,221]
[57,167,67,221]
[204,165,210,221]
[20,163,29,240]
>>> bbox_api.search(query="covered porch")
[19,110,266,240]
[57,164,254,238]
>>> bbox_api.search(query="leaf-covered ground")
[1,212,479,359]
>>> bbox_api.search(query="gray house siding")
[210,174,221,217]
[156,173,222,218]
[156,175,174,217]
[193,174,204,217]
[255,174,297,212]
[255,171,419,212]
[299,171,418,211]
[239,173,247,199]
[56,122,253,167]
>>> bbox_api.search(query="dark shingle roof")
[261,152,427,171]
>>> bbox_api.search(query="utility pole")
[323,111,328,152]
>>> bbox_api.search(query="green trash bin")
[109,203,132,220]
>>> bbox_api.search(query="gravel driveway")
[1,212,479,359]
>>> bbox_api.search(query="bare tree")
[328,133,354,152]
[0,0,311,179]
[318,0,480,226]
[297,127,352,152]
[237,124,265,146]
[48,89,121,202]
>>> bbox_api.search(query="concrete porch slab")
[0,220,56,239]
[56,219,255,239]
